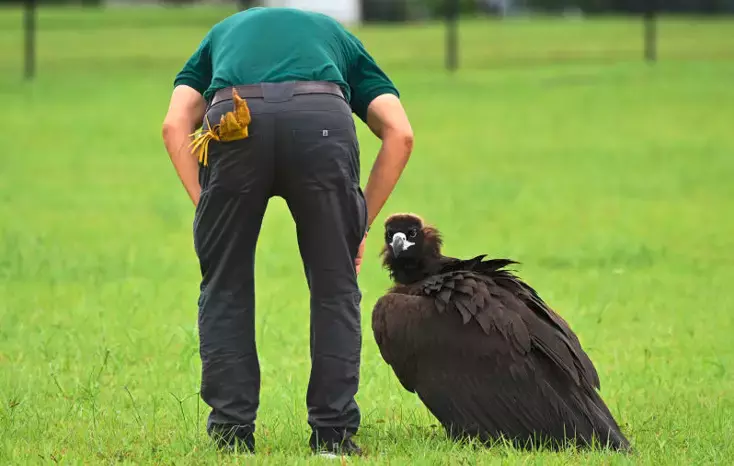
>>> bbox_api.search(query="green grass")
[1,6,734,465]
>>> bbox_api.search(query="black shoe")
[208,424,255,454]
[309,430,362,457]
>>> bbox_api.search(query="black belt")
[210,81,344,106]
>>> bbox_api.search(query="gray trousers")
[192,82,367,444]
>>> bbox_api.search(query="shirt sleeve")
[344,32,400,123]
[173,32,213,95]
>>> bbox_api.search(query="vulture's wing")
[438,257,600,389]
[373,269,628,450]
[480,265,601,389]
[425,267,599,390]
[413,348,629,450]
[371,292,429,392]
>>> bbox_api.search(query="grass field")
[1,6,734,465]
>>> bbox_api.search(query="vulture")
[371,213,631,452]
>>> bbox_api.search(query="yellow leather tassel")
[189,88,252,166]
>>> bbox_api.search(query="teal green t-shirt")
[173,7,399,123]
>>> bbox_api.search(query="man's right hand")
[161,85,208,207]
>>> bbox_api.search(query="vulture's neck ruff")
[385,255,430,285]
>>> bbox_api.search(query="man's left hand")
[356,232,367,275]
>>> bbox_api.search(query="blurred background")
[1,0,733,463]
[2,0,734,78]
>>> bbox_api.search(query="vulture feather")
[371,213,631,452]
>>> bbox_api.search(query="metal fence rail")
[7,1,734,81]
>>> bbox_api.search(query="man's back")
[175,7,395,121]
[212,8,348,85]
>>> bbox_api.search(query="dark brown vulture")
[371,213,631,452]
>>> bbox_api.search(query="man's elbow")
[161,118,187,145]
[402,128,415,154]
[386,126,414,156]
[161,120,175,142]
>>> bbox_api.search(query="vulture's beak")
[390,232,414,257]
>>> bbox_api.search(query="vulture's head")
[380,213,443,283]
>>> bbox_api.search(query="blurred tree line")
[2,0,732,15]
[518,0,734,13]
[361,0,734,20]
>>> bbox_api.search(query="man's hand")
[362,94,414,229]
[162,85,208,207]
[355,232,367,274]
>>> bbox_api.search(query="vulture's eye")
[409,229,417,238]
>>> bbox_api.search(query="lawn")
[1,6,733,465]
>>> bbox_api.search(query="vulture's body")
[372,214,630,451]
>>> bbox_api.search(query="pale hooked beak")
[390,232,415,257]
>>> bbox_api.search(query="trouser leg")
[276,93,367,444]
[193,99,274,450]
[287,186,366,438]
[195,191,267,449]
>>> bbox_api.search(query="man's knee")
[310,291,362,357]
[307,266,360,298]
[198,290,256,355]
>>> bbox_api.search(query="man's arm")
[362,93,415,229]
[340,29,413,273]
[161,85,208,207]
